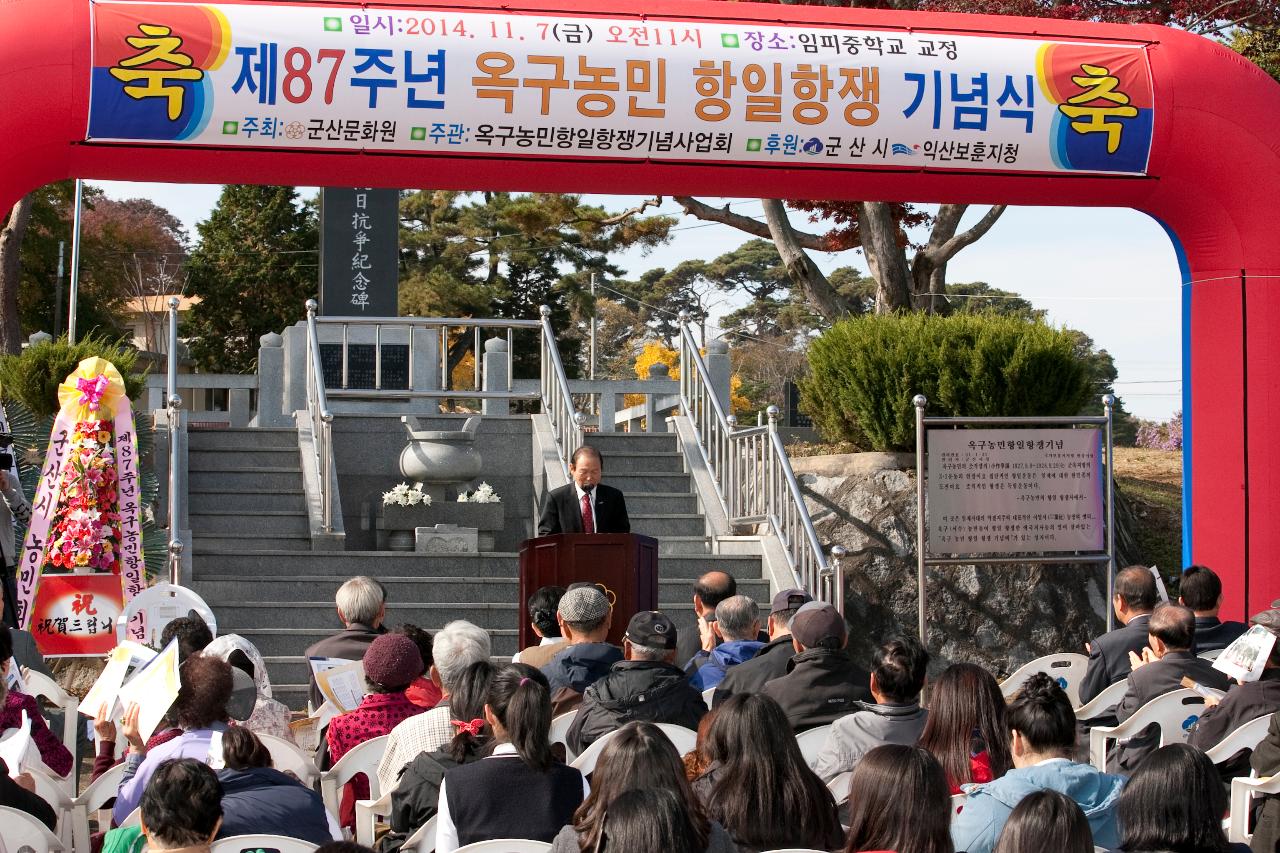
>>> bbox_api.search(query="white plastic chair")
[795,724,832,769]
[0,804,66,852]
[1230,772,1280,843]
[453,841,550,853]
[121,805,142,827]
[71,761,127,853]
[22,669,79,777]
[1000,653,1090,707]
[654,723,698,756]
[403,814,438,853]
[320,734,390,817]
[1206,713,1274,764]
[702,687,715,709]
[826,770,852,806]
[1088,688,1212,770]
[210,835,319,853]
[258,732,321,787]
[116,582,218,645]
[1074,678,1129,719]
[25,767,74,849]
[549,711,577,762]
[569,728,620,776]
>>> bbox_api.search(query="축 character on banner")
[17,357,147,656]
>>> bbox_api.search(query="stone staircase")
[187,427,770,710]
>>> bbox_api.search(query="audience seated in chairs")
[513,585,569,668]
[567,610,706,755]
[383,660,496,853]
[692,692,842,853]
[377,619,491,792]
[687,595,764,693]
[1247,698,1280,851]
[326,632,428,831]
[1111,602,1230,772]
[205,633,295,742]
[712,587,811,707]
[550,720,736,853]
[1180,565,1248,653]
[682,705,719,783]
[0,755,56,831]
[0,624,72,778]
[992,790,1094,853]
[762,601,874,733]
[397,624,443,710]
[216,725,336,844]
[918,662,1012,794]
[305,576,390,710]
[540,585,622,706]
[160,614,214,661]
[676,572,740,672]
[435,664,586,853]
[842,744,954,853]
[104,758,224,853]
[812,633,929,780]
[1079,566,1159,707]
[950,673,1126,853]
[1115,743,1248,853]
[591,788,714,853]
[113,654,238,824]
[1188,604,1280,778]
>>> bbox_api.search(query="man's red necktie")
[581,492,595,534]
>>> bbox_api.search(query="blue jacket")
[541,642,624,695]
[688,640,765,691]
[217,766,334,845]
[950,759,1125,853]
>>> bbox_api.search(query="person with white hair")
[376,619,491,791]
[206,633,294,742]
[303,576,387,709]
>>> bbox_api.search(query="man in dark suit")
[1112,602,1231,771]
[537,445,630,536]
[1179,564,1248,653]
[1079,565,1160,706]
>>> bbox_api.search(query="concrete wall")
[331,414,534,551]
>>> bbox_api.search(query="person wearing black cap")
[537,446,630,536]
[761,602,873,732]
[566,611,707,754]
[712,587,812,707]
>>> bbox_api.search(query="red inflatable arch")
[3,0,1278,618]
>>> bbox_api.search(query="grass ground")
[1114,446,1182,575]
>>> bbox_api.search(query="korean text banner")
[926,428,1105,556]
[87,1,1155,175]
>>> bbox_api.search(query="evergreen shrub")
[799,313,1093,451]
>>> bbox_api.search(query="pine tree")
[183,186,317,373]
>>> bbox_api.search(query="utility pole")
[53,241,64,338]
[68,180,84,343]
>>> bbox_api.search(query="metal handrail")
[164,297,183,584]
[676,316,843,609]
[304,300,335,532]
[539,305,582,476]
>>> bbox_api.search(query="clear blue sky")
[95,181,1182,421]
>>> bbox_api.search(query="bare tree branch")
[672,196,831,251]
[934,204,1007,260]
[584,196,666,226]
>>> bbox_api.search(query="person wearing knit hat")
[540,584,622,701]
[326,632,429,832]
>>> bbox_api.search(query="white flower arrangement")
[382,482,431,507]
[457,482,501,504]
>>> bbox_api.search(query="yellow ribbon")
[56,357,127,421]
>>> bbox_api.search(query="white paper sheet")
[115,639,181,742]
[1214,624,1277,683]
[315,660,366,713]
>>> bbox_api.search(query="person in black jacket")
[0,756,56,829]
[379,660,496,853]
[1079,566,1159,707]
[215,726,334,844]
[567,611,706,754]
[537,446,630,535]
[761,601,872,731]
[1179,565,1248,653]
[712,587,812,706]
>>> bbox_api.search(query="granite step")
[189,468,305,491]
[187,428,298,451]
[192,532,312,552]
[580,433,679,453]
[190,448,299,469]
[189,511,310,536]
[601,473,692,494]
[188,489,306,513]
[594,452,686,474]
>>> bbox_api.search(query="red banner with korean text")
[29,573,125,657]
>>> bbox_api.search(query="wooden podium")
[517,533,659,648]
